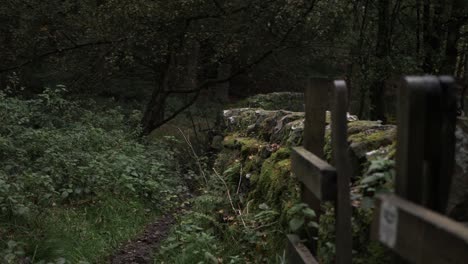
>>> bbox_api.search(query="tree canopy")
[1,0,467,132]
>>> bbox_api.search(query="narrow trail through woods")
[109,187,194,264]
[110,214,175,264]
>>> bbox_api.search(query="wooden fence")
[286,76,468,263]
[288,79,352,264]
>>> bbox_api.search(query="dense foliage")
[0,87,186,263]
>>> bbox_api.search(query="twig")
[187,112,199,140]
[178,128,208,184]
[245,200,253,216]
[237,204,247,228]
[0,39,124,73]
[213,168,247,228]
[253,221,279,231]
[236,164,243,195]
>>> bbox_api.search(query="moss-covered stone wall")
[216,93,468,263]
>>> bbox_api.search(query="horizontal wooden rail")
[291,147,337,202]
[287,235,319,264]
[372,194,468,264]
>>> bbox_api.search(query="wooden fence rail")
[287,75,468,264]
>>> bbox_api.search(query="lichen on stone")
[348,127,396,159]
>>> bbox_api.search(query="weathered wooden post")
[287,79,352,264]
[303,78,330,158]
[331,81,352,264]
[372,76,468,263]
[297,77,333,247]
[395,76,457,212]
[433,76,457,212]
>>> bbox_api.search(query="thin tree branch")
[213,167,247,228]
[178,128,208,184]
[0,39,124,73]
[156,90,202,130]
[149,0,318,131]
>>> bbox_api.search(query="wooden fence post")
[395,76,432,205]
[434,76,457,213]
[331,81,352,264]
[303,78,330,158]
[372,76,467,264]
[301,77,332,253]
[396,76,457,212]
[288,79,352,264]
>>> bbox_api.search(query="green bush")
[0,87,186,262]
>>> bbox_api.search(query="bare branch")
[0,39,124,73]
[147,0,318,131]
[154,90,202,130]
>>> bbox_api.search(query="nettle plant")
[357,159,395,209]
[287,203,319,240]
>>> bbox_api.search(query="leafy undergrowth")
[155,181,288,263]
[154,120,396,263]
[155,136,300,263]
[0,87,186,263]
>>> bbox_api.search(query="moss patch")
[349,128,395,144]
[249,147,300,224]
[348,120,383,134]
[349,128,396,159]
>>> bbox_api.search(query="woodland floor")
[109,190,194,264]
[109,214,176,264]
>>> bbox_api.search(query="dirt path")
[110,214,175,264]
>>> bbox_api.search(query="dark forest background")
[1,0,467,133]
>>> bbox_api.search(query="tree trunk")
[422,0,433,72]
[141,41,200,135]
[462,49,468,113]
[442,0,466,74]
[369,0,390,122]
[355,0,371,118]
[141,85,168,135]
[416,0,422,54]
[141,54,173,135]
[456,44,467,77]
[423,0,448,73]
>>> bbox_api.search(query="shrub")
[0,87,186,261]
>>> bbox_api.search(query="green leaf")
[16,206,29,216]
[288,203,307,215]
[289,217,305,232]
[7,240,17,249]
[362,197,375,209]
[360,173,385,184]
[302,208,316,218]
[307,221,319,229]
